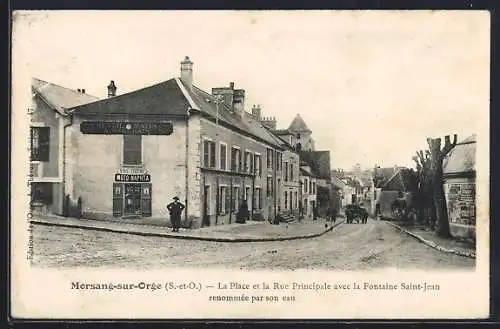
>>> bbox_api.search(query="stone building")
[64,57,287,226]
[30,78,99,215]
[442,134,476,240]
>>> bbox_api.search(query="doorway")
[203,185,210,227]
[124,184,142,215]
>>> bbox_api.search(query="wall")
[199,117,279,225]
[66,114,201,220]
[443,176,476,240]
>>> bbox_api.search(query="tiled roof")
[299,150,331,180]
[32,78,99,115]
[288,114,311,133]
[69,78,189,116]
[443,135,476,174]
[187,84,282,148]
[69,77,282,148]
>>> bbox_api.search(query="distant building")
[299,163,317,220]
[373,168,418,219]
[443,134,476,240]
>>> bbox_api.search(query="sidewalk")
[385,220,476,259]
[31,214,344,242]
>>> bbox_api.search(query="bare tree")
[427,134,457,237]
[412,150,435,228]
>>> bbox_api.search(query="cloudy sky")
[13,10,489,170]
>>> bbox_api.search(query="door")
[113,183,123,217]
[245,187,251,211]
[124,184,142,215]
[141,183,152,217]
[203,185,210,227]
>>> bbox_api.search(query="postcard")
[11,10,490,319]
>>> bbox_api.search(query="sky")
[13,10,490,171]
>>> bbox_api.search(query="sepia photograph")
[11,10,490,319]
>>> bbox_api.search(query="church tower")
[287,114,315,151]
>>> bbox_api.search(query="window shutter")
[225,188,230,214]
[112,183,123,217]
[210,142,216,168]
[141,183,152,217]
[39,127,50,162]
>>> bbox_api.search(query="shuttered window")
[203,140,216,168]
[123,135,142,165]
[220,143,227,170]
[30,127,50,161]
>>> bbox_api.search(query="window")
[290,164,294,181]
[284,162,288,181]
[304,178,309,193]
[284,191,288,210]
[254,187,262,209]
[231,147,241,172]
[219,143,227,170]
[267,176,273,197]
[30,127,50,161]
[276,152,282,171]
[309,180,312,193]
[294,192,298,209]
[254,154,262,176]
[219,186,228,214]
[203,140,216,168]
[244,151,252,173]
[312,181,316,194]
[266,148,273,168]
[123,135,142,165]
[30,182,53,205]
[233,186,240,211]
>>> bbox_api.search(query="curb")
[30,218,345,243]
[384,221,476,259]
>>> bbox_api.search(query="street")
[31,219,474,270]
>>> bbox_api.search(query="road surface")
[30,219,474,270]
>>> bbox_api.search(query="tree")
[412,150,435,227]
[427,134,457,238]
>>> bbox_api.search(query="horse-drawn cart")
[345,204,369,224]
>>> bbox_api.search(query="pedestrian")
[167,196,185,232]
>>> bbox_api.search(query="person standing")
[167,196,185,232]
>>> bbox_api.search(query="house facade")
[442,134,476,240]
[30,78,99,215]
[299,163,317,220]
[63,57,287,226]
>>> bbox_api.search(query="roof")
[443,134,476,174]
[331,176,346,189]
[70,78,189,117]
[69,77,283,148]
[32,78,99,115]
[288,114,311,133]
[383,168,418,192]
[373,167,400,188]
[299,150,331,180]
[274,129,293,136]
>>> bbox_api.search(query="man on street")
[167,196,185,232]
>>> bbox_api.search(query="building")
[373,168,418,219]
[30,78,99,215]
[270,114,315,152]
[64,56,286,226]
[299,162,317,220]
[442,134,476,240]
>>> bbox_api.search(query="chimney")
[81,89,85,94]
[233,88,245,115]
[107,80,117,98]
[251,104,261,120]
[180,56,194,91]
[77,89,81,92]
[261,116,276,130]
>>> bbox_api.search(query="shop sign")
[81,121,173,135]
[119,167,147,175]
[115,174,151,182]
